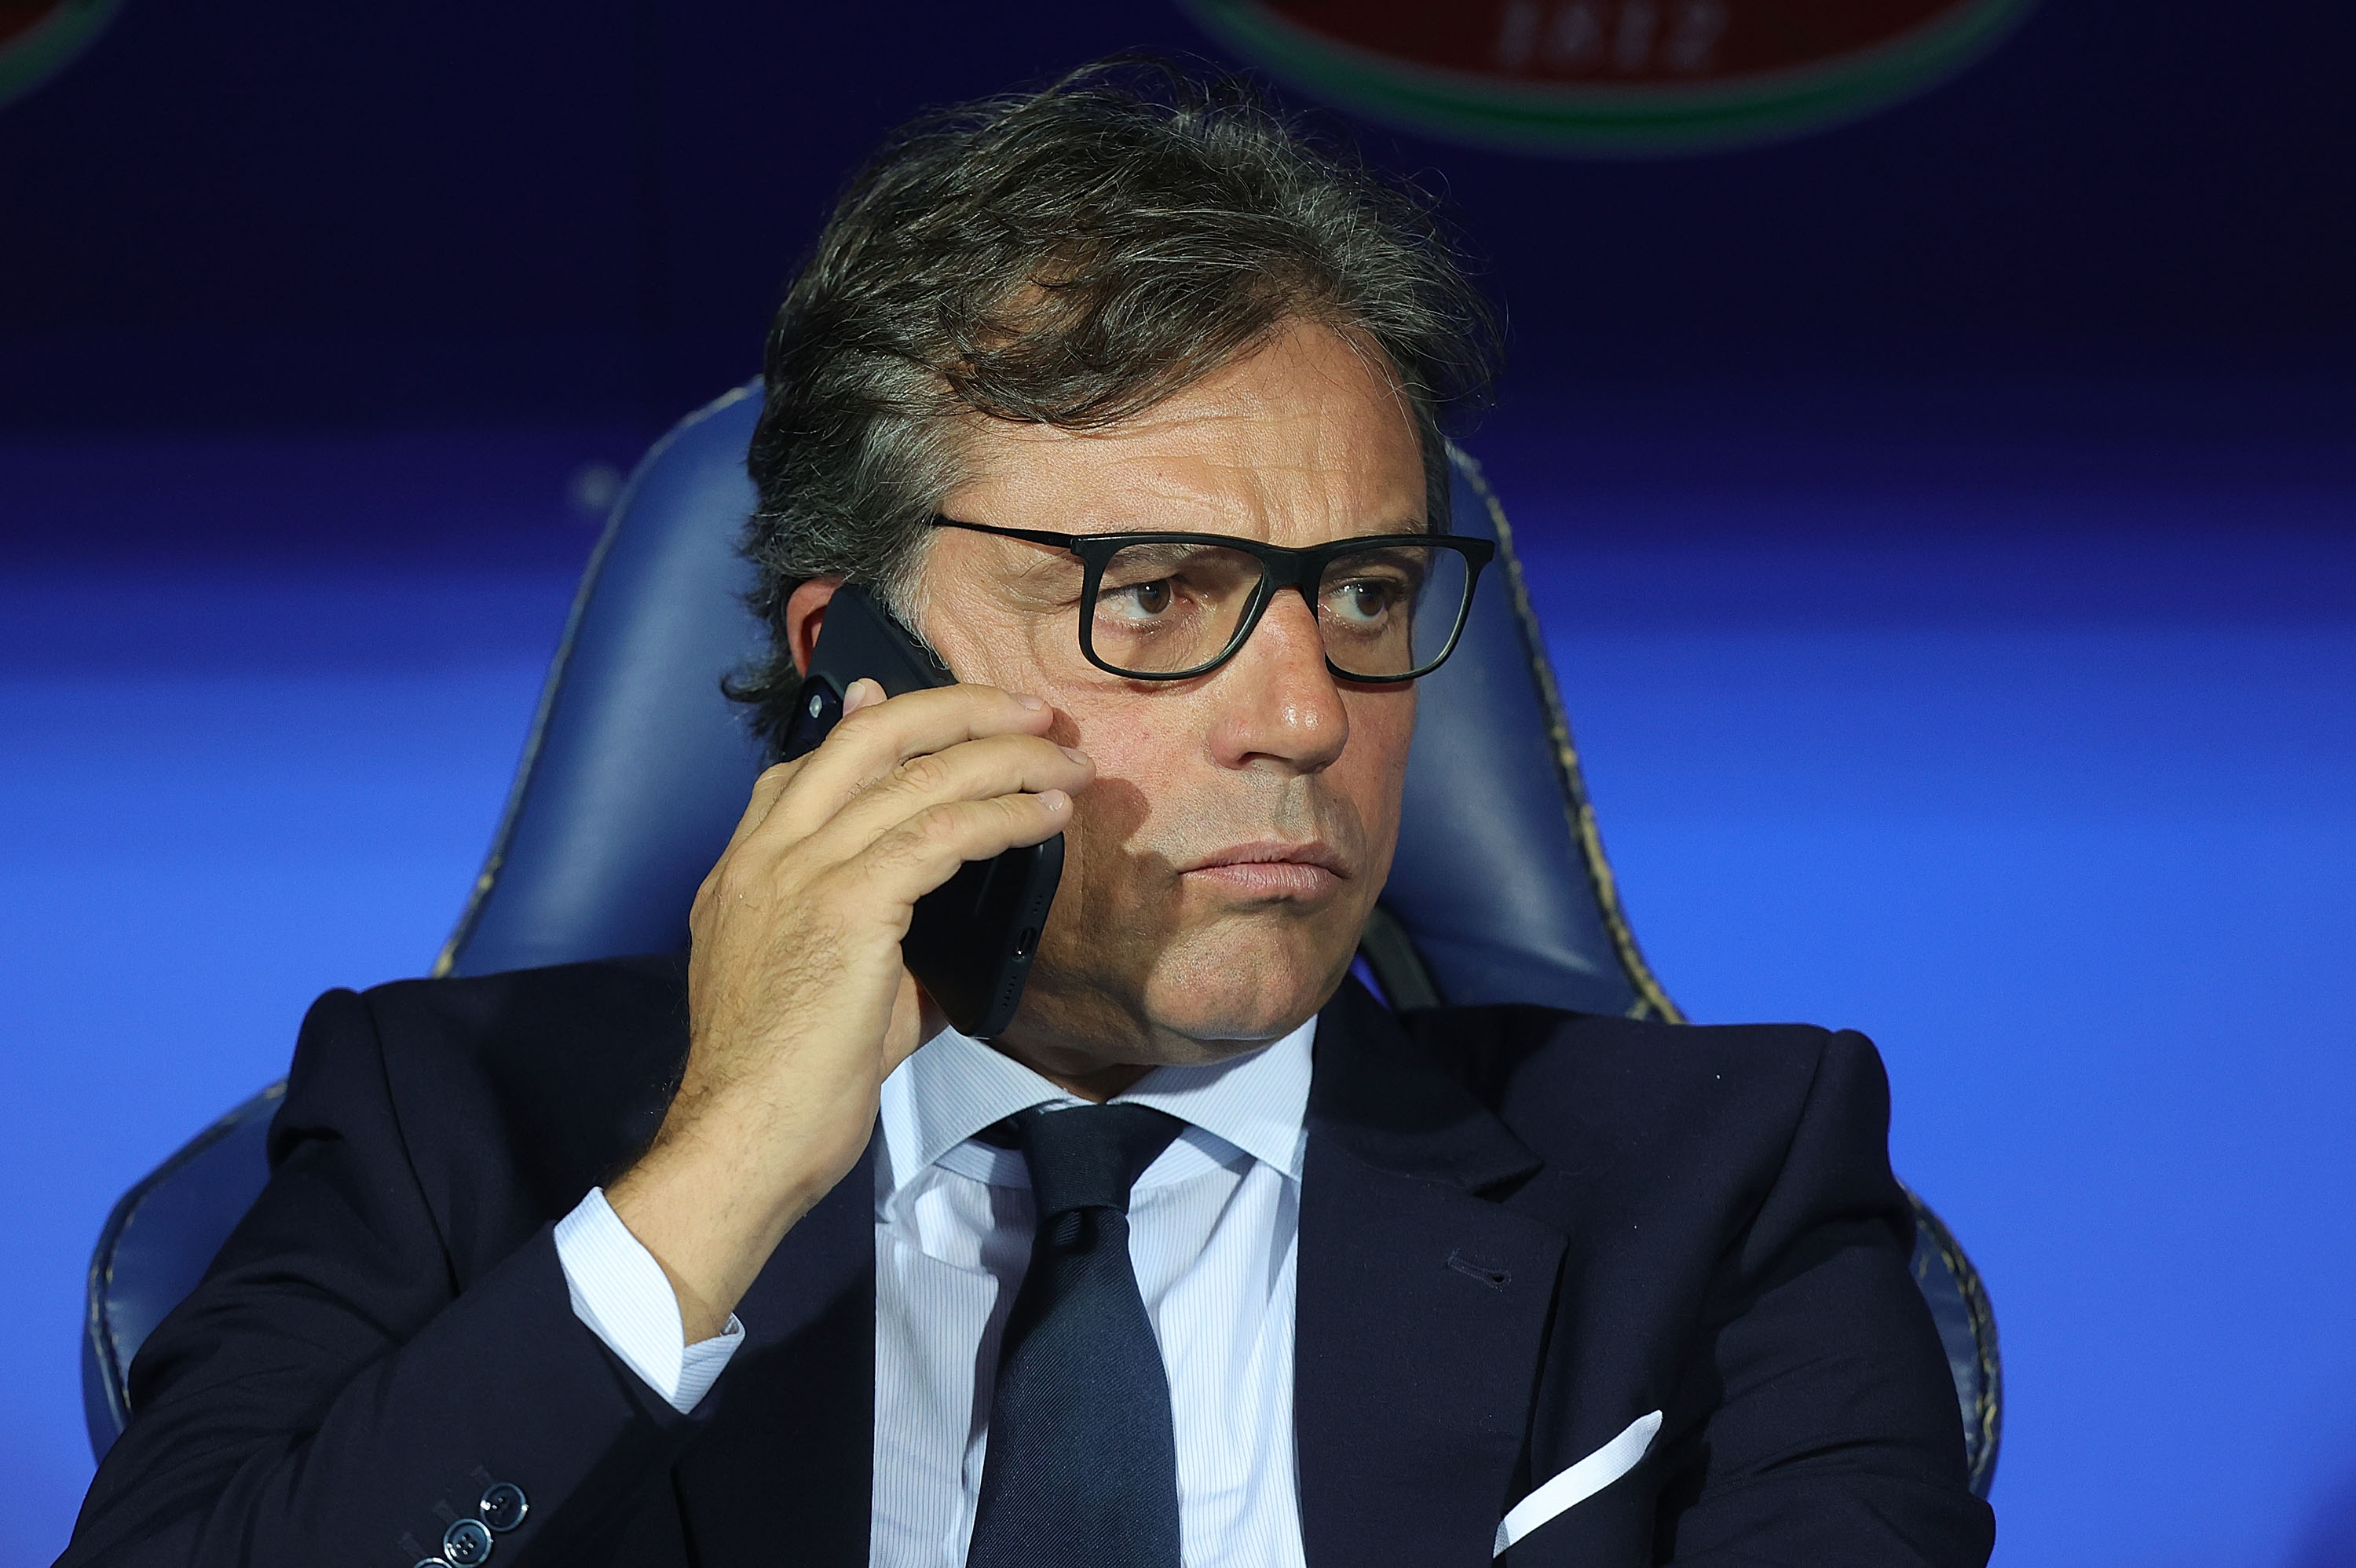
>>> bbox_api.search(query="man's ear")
[785,577,845,676]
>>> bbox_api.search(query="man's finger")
[840,789,1074,907]
[718,675,887,859]
[763,683,1057,840]
[812,733,1092,861]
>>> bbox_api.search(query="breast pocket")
[1493,1410,1662,1559]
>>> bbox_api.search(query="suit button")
[443,1519,495,1566]
[479,1482,529,1533]
[413,1559,453,1568]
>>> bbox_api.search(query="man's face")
[799,320,1427,1076]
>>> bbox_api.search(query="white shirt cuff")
[553,1186,744,1413]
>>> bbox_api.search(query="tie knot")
[1011,1103,1185,1219]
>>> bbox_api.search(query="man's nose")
[1204,588,1348,773]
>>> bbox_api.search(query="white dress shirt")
[553,1019,1315,1568]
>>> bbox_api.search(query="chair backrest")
[83,384,1999,1496]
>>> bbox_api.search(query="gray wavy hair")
[731,58,1499,745]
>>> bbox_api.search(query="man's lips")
[1178,841,1349,899]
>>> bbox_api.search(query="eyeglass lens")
[1089,539,1471,679]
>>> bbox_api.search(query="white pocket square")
[1493,1409,1663,1558]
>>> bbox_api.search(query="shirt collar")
[880,1014,1315,1189]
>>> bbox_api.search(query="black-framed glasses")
[933,516,1494,683]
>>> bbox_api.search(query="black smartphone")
[775,583,1064,1039]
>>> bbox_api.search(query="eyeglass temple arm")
[930,517,1081,551]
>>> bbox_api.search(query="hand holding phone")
[779,583,1066,1039]
[607,612,1084,1339]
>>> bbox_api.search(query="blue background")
[3,2,2352,1564]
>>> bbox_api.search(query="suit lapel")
[671,1132,877,1566]
[1296,984,1569,1568]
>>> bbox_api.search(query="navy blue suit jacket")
[59,955,1994,1566]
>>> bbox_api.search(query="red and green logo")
[1,0,123,111]
[1183,0,2033,154]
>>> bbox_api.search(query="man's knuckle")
[807,861,862,909]
[912,802,967,844]
[897,753,952,795]
[711,849,792,902]
[835,700,895,740]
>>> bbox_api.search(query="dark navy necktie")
[965,1103,1187,1568]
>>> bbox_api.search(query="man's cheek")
[1055,796,1154,964]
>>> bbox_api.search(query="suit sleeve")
[1655,1030,1996,1567]
[56,988,710,1568]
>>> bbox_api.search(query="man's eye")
[1328,578,1405,623]
[1104,579,1175,619]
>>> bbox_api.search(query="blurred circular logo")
[1,0,124,110]
[1183,0,2032,153]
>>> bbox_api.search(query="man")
[60,64,1994,1568]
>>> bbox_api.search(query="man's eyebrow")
[990,547,1086,599]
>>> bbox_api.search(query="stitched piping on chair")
[1447,444,1685,1025]
[86,1081,287,1436]
[1905,1185,2005,1498]
[432,382,763,978]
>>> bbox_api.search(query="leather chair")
[82,383,2003,1497]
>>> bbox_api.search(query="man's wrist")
[605,1120,832,1341]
